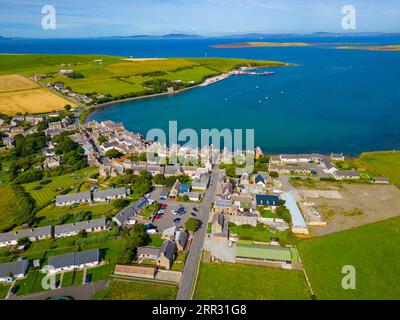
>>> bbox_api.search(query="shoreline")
[86,64,292,117]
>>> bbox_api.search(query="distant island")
[336,45,400,52]
[213,42,312,48]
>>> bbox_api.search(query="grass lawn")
[92,280,178,300]
[297,216,400,300]
[229,223,293,246]
[144,234,164,247]
[140,202,160,219]
[359,151,400,188]
[35,203,115,226]
[62,270,84,287]
[24,167,98,207]
[0,285,10,300]
[194,262,310,300]
[0,184,25,232]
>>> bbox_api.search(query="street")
[177,167,222,300]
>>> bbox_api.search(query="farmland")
[92,280,178,300]
[0,88,75,115]
[194,262,310,300]
[298,216,400,300]
[0,54,286,115]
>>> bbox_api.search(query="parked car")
[190,212,197,217]
[161,204,168,209]
[173,218,181,224]
[192,207,199,213]
[154,215,162,219]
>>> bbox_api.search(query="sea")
[1,36,400,155]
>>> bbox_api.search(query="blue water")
[2,37,400,155]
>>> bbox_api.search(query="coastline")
[85,63,293,119]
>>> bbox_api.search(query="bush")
[185,218,201,233]
[112,199,130,209]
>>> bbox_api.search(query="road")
[177,166,222,300]
[9,280,108,301]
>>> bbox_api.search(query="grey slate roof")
[92,188,127,200]
[54,217,107,235]
[137,247,161,257]
[48,249,100,269]
[113,198,148,225]
[160,240,176,260]
[0,260,29,278]
[0,226,53,244]
[174,231,188,249]
[56,192,91,204]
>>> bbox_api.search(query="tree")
[64,104,72,110]
[152,174,166,186]
[75,211,92,222]
[269,171,279,178]
[185,218,201,233]
[105,149,122,159]
[58,213,72,225]
[112,198,130,209]
[17,237,31,248]
[97,135,107,144]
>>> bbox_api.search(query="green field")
[359,151,400,188]
[194,262,310,300]
[23,167,98,207]
[92,280,178,300]
[298,216,400,300]
[62,270,84,287]
[35,203,115,226]
[0,54,286,99]
[0,184,26,232]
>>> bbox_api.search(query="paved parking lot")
[148,187,201,232]
[203,238,236,263]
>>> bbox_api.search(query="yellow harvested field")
[0,88,75,115]
[0,74,39,92]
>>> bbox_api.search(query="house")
[162,226,177,240]
[2,136,14,148]
[214,199,233,215]
[147,166,164,176]
[114,264,157,279]
[157,240,177,270]
[112,198,149,226]
[174,230,189,252]
[192,170,210,190]
[371,177,390,184]
[236,244,292,265]
[53,217,108,238]
[182,166,197,177]
[46,249,100,273]
[137,247,161,260]
[253,173,269,187]
[44,156,61,169]
[330,153,345,161]
[0,260,30,283]
[169,180,181,198]
[256,194,280,210]
[211,213,229,239]
[333,170,361,180]
[187,192,200,202]
[218,182,233,197]
[164,165,183,177]
[321,157,337,174]
[0,226,53,247]
[55,192,92,206]
[92,188,128,202]
[179,183,191,194]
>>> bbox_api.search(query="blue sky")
[1,0,400,38]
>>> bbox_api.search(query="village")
[0,115,397,300]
